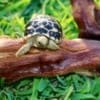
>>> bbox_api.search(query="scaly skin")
[47,39,60,50]
[16,35,59,56]
[16,36,33,56]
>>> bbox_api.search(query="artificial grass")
[0,0,100,100]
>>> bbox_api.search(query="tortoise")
[16,15,63,56]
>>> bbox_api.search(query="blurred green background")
[0,0,100,100]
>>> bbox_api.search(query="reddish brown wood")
[71,0,100,40]
[0,37,100,83]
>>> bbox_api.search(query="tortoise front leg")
[16,42,32,57]
[47,40,60,50]
[16,36,33,57]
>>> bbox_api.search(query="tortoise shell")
[25,15,62,43]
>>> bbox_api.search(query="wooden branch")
[71,0,100,40]
[0,37,100,83]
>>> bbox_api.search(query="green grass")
[0,0,100,100]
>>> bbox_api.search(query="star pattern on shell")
[25,15,62,43]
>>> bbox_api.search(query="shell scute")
[25,15,62,43]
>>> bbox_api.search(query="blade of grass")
[64,85,73,100]
[30,78,40,100]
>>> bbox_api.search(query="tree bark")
[71,0,100,40]
[0,37,100,83]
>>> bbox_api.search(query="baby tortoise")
[16,15,63,56]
